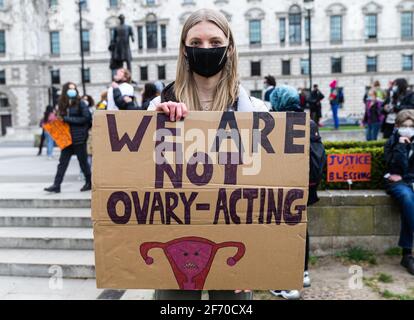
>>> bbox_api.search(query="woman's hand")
[399,137,411,144]
[388,175,403,183]
[124,96,133,103]
[155,102,188,122]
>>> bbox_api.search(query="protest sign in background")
[92,111,310,290]
[327,153,372,183]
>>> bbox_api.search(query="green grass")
[377,273,393,284]
[385,247,403,257]
[382,290,414,300]
[336,247,377,265]
[309,256,319,266]
[320,125,362,132]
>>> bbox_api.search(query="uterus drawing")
[140,236,246,290]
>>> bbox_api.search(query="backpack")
[309,120,326,187]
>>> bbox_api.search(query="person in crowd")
[373,80,386,102]
[81,95,96,168]
[382,81,398,139]
[96,91,108,110]
[141,83,158,110]
[38,105,57,159]
[148,8,268,300]
[384,109,414,276]
[269,85,326,299]
[107,68,136,110]
[329,80,341,130]
[154,80,165,96]
[263,75,276,106]
[44,82,92,194]
[299,88,308,110]
[362,89,384,141]
[309,84,325,126]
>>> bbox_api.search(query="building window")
[289,11,302,44]
[0,70,5,85]
[138,26,143,50]
[158,65,166,80]
[0,0,4,9]
[0,93,9,108]
[330,15,342,42]
[250,90,262,99]
[365,14,377,40]
[249,20,261,45]
[367,56,378,72]
[146,21,158,49]
[401,12,413,40]
[50,31,60,55]
[140,66,148,81]
[282,60,291,75]
[81,30,90,53]
[82,68,91,83]
[109,0,118,8]
[402,54,413,71]
[146,0,155,6]
[160,24,167,49]
[50,69,60,85]
[300,59,309,75]
[80,0,87,10]
[0,30,5,54]
[331,57,342,73]
[279,18,286,44]
[250,61,261,77]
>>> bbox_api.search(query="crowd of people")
[36,8,414,300]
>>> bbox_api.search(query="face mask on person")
[398,127,414,139]
[67,89,77,99]
[392,86,399,95]
[185,46,228,78]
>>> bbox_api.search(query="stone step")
[0,249,95,279]
[0,183,91,208]
[0,209,92,228]
[0,227,93,250]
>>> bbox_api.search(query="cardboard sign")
[92,111,310,290]
[43,119,72,150]
[327,153,372,182]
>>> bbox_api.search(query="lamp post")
[304,0,314,92]
[78,0,86,96]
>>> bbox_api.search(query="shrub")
[320,140,386,190]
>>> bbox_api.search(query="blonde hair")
[396,109,414,127]
[175,9,239,111]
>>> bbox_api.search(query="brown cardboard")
[92,111,310,290]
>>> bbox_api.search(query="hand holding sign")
[156,102,189,122]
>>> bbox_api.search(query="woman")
[141,83,158,110]
[363,89,384,141]
[384,109,414,276]
[329,80,340,130]
[148,9,267,300]
[44,82,92,194]
[38,105,57,159]
[107,68,135,110]
[97,91,108,110]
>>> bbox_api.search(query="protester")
[148,8,268,300]
[329,80,341,130]
[154,80,165,96]
[38,105,57,159]
[299,88,308,110]
[309,84,324,126]
[96,91,108,110]
[107,68,136,110]
[141,83,158,110]
[392,78,414,113]
[382,81,397,139]
[81,95,95,168]
[384,109,414,276]
[44,82,92,193]
[373,80,386,102]
[362,89,384,141]
[269,85,326,299]
[263,75,276,107]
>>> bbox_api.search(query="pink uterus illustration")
[140,236,246,290]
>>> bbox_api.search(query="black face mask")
[185,46,228,78]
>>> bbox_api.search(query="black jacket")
[394,91,414,113]
[384,131,414,186]
[63,100,92,145]
[113,87,140,110]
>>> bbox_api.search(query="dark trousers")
[38,130,45,155]
[155,290,253,301]
[54,143,91,186]
[388,183,414,250]
[305,230,310,271]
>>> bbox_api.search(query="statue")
[109,14,134,71]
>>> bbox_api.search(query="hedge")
[320,141,386,190]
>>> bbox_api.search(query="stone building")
[0,0,414,137]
